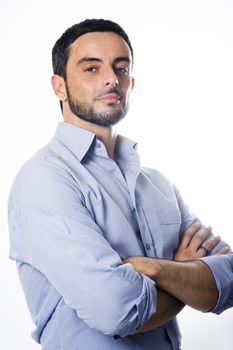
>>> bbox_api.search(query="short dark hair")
[52,18,133,80]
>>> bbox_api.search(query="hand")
[174,222,231,261]
[123,256,156,279]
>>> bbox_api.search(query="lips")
[96,92,121,103]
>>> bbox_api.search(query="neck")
[64,112,117,160]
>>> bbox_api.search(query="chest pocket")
[137,206,181,259]
[157,210,181,259]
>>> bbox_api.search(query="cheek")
[66,70,95,99]
[68,80,95,102]
[123,84,132,101]
[121,77,132,93]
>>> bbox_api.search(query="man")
[8,19,233,350]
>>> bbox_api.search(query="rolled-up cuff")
[116,273,156,337]
[200,254,233,314]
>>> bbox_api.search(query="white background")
[1,0,233,349]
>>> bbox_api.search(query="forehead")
[68,31,132,63]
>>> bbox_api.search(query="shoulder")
[140,166,175,190]
[9,140,82,210]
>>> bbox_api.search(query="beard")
[66,84,129,127]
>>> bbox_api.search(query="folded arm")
[136,288,184,333]
[128,257,218,311]
[124,223,232,314]
[8,161,157,338]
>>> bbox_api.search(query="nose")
[103,67,119,87]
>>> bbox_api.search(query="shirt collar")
[54,121,138,163]
[54,122,96,161]
[115,135,138,161]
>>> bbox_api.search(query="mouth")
[96,92,122,104]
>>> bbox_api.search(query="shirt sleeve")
[173,184,233,314]
[8,160,156,337]
[200,254,233,314]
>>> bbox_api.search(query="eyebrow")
[77,56,131,65]
[77,57,102,65]
[114,56,131,64]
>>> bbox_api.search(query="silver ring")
[200,246,209,256]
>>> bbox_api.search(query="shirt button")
[96,142,101,148]
[110,168,116,174]
[145,243,151,250]
[113,335,120,340]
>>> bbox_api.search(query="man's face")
[64,31,134,127]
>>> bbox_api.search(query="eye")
[115,66,129,75]
[85,66,97,72]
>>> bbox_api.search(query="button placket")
[145,243,151,251]
[134,204,157,258]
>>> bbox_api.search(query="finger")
[195,236,220,258]
[195,246,209,258]
[179,222,201,249]
[200,235,221,252]
[216,246,231,255]
[189,226,212,250]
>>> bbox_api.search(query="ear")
[131,77,135,91]
[51,75,67,101]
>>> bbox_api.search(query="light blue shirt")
[8,122,233,350]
